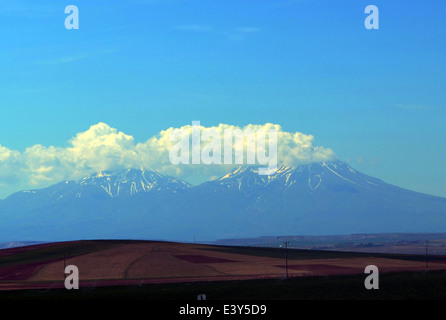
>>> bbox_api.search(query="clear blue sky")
[0,0,445,198]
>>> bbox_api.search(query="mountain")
[174,161,446,239]
[76,168,191,197]
[1,161,446,242]
[210,161,387,192]
[3,168,190,203]
[0,168,191,241]
[207,166,272,192]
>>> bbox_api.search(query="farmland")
[1,240,446,300]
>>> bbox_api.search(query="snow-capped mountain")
[202,160,384,194]
[74,168,191,198]
[175,160,446,239]
[268,161,383,190]
[0,161,445,242]
[203,166,272,192]
[3,168,190,206]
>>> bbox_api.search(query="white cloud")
[0,122,335,197]
[0,145,23,187]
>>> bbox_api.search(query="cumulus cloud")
[0,122,335,196]
[0,145,23,187]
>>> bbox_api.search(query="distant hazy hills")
[1,161,445,242]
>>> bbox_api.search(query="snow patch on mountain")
[79,168,191,197]
[212,160,387,194]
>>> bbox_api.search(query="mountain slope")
[1,168,190,208]
[0,161,445,241]
[175,161,446,238]
[0,169,191,241]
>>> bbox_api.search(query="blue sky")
[0,0,445,199]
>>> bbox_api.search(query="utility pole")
[283,242,289,279]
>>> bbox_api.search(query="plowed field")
[1,240,446,291]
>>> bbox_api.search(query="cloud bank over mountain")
[0,122,335,198]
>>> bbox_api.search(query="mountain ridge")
[0,160,445,242]
[3,160,444,200]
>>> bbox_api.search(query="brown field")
[1,240,446,291]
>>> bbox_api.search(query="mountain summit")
[0,161,445,241]
[75,168,191,198]
[208,160,383,193]
[4,168,191,205]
